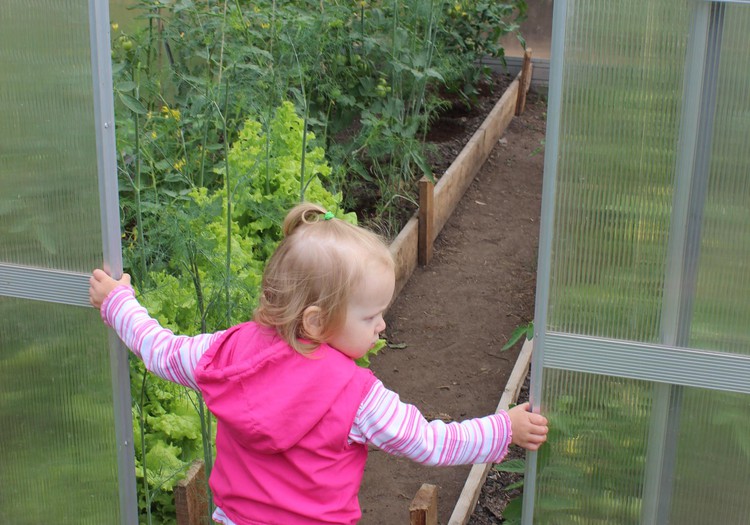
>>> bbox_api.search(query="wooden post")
[418,177,435,266]
[515,48,533,116]
[410,483,438,525]
[175,459,208,525]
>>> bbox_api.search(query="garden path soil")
[357,89,546,525]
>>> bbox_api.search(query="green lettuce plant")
[128,102,352,523]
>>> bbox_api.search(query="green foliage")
[129,360,205,524]
[111,0,526,236]
[501,496,523,524]
[135,101,347,331]
[227,101,350,256]
[495,458,526,474]
[491,455,526,522]
[502,321,534,351]
[355,338,388,368]
[441,0,527,100]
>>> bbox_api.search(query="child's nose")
[376,317,386,333]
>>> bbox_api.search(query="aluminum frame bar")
[88,0,138,522]
[0,263,91,307]
[521,0,568,522]
[641,3,726,522]
[544,332,750,395]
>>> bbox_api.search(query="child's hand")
[508,402,548,451]
[89,269,132,309]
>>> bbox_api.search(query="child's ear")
[301,306,324,340]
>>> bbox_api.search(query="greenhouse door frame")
[0,1,137,523]
[89,0,139,521]
[522,0,750,523]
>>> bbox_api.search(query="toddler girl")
[90,202,548,525]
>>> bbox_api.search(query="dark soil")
[357,84,547,524]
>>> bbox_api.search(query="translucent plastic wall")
[500,0,553,59]
[0,1,135,523]
[527,1,750,523]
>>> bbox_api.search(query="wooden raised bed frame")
[391,49,533,296]
[175,50,534,525]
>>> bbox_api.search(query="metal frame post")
[521,0,568,522]
[641,2,725,523]
[88,0,138,523]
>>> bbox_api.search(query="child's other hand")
[89,269,131,309]
[508,402,548,451]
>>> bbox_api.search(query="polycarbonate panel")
[530,0,750,523]
[0,0,102,271]
[690,7,750,356]
[535,371,750,524]
[0,297,120,524]
[535,370,651,524]
[0,0,128,522]
[670,386,750,523]
[546,0,690,342]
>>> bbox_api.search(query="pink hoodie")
[194,321,377,525]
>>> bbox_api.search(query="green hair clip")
[323,211,335,220]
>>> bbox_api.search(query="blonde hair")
[254,203,394,353]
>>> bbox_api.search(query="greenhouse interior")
[1,0,749,524]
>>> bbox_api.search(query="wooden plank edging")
[389,215,420,299]
[175,458,208,525]
[388,63,529,298]
[418,177,435,266]
[409,483,439,525]
[446,339,534,525]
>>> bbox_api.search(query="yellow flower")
[174,158,186,171]
[151,131,157,139]
[111,22,119,31]
[261,22,270,29]
[160,106,181,121]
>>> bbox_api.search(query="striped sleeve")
[350,380,512,466]
[101,285,225,391]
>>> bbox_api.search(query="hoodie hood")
[194,322,358,453]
